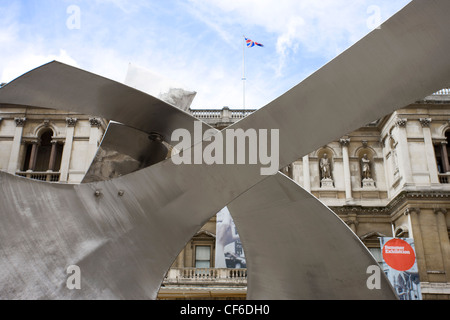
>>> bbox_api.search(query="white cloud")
[0,0,412,110]
[1,49,78,83]
[186,0,411,76]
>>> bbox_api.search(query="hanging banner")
[379,237,422,300]
[215,207,246,268]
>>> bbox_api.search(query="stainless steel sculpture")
[1,0,450,299]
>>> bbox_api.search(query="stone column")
[176,248,185,268]
[7,117,26,174]
[434,208,450,281]
[420,118,440,184]
[302,155,311,192]
[221,107,231,123]
[346,214,358,234]
[340,138,353,203]
[27,141,39,172]
[441,141,450,173]
[394,118,414,185]
[48,140,58,171]
[85,118,101,169]
[405,207,428,282]
[60,117,77,182]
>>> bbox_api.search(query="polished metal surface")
[82,123,397,299]
[82,122,169,183]
[228,173,395,299]
[84,66,197,183]
[0,0,449,299]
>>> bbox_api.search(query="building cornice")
[330,190,450,216]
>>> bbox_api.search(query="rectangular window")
[195,245,211,268]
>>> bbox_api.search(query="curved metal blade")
[0,168,397,300]
[0,167,211,299]
[0,0,448,300]
[228,173,397,299]
[81,117,397,299]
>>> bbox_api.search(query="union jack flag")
[245,37,264,48]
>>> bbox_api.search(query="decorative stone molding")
[362,178,376,188]
[362,140,368,148]
[395,118,407,128]
[320,178,334,188]
[420,282,450,295]
[360,231,388,241]
[14,117,26,127]
[419,118,432,127]
[43,120,50,127]
[89,117,102,127]
[22,138,39,145]
[332,191,450,217]
[345,220,359,228]
[380,136,387,147]
[66,117,78,127]
[332,206,388,216]
[433,208,448,215]
[405,207,421,215]
[339,138,350,147]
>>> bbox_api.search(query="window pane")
[195,261,210,268]
[195,246,211,268]
[196,246,210,260]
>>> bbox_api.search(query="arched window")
[21,129,63,181]
[394,227,409,238]
[435,130,450,183]
[35,130,53,171]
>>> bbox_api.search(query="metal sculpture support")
[0,0,450,299]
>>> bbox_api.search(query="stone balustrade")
[189,107,255,125]
[432,87,450,96]
[16,171,60,182]
[438,173,450,184]
[163,268,247,285]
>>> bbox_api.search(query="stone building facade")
[0,105,107,184]
[1,88,449,300]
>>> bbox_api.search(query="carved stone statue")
[361,154,371,180]
[320,153,332,180]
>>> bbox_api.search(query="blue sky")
[0,0,411,109]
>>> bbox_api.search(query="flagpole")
[242,35,246,111]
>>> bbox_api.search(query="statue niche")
[319,152,334,188]
[360,153,375,188]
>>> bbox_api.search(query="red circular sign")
[382,238,416,271]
